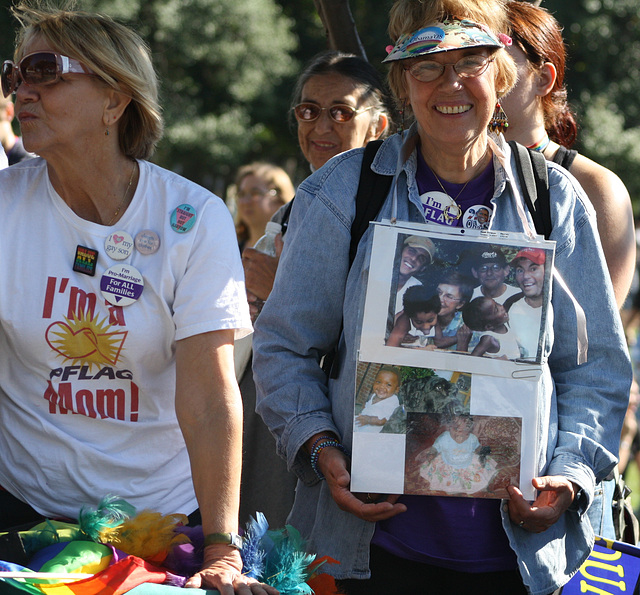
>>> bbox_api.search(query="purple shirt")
[415,146,495,229]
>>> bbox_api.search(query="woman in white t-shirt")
[0,5,274,594]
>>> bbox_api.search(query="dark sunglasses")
[293,102,375,124]
[2,51,94,97]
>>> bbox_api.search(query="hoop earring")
[488,101,508,134]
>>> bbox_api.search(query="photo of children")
[373,230,552,366]
[404,413,521,499]
[354,365,402,433]
[386,285,441,348]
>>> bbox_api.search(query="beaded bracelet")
[310,437,348,480]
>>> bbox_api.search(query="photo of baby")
[404,413,521,499]
[354,365,402,432]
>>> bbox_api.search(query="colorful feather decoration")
[77,496,135,542]
[240,512,269,579]
[103,511,190,563]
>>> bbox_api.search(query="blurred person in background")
[232,161,294,253]
[0,94,33,164]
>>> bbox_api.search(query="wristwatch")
[203,532,243,550]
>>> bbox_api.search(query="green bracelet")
[203,532,243,550]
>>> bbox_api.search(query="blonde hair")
[12,1,163,160]
[387,0,517,108]
[233,162,295,244]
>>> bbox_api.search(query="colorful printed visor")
[383,18,508,63]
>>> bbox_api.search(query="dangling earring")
[488,101,508,134]
[105,128,110,136]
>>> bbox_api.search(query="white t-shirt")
[0,158,251,519]
[507,297,543,360]
[480,326,522,359]
[0,149,7,170]
[471,283,520,304]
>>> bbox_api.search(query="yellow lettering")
[579,558,625,591]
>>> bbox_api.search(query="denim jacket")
[253,132,631,594]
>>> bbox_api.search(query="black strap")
[278,200,294,237]
[508,140,552,240]
[323,139,393,379]
[552,145,578,170]
[348,139,394,265]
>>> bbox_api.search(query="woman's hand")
[318,443,407,523]
[185,544,279,594]
[507,476,578,533]
[242,233,283,301]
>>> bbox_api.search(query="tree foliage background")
[0,0,639,211]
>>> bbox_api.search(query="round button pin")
[170,204,197,233]
[135,229,161,255]
[463,205,492,230]
[100,264,144,307]
[104,230,134,261]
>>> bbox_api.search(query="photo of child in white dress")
[355,365,401,433]
[403,413,521,499]
[416,415,497,494]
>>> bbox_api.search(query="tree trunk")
[312,0,367,59]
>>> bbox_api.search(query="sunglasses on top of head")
[1,51,94,97]
[293,102,375,124]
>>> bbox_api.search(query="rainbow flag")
[0,555,170,594]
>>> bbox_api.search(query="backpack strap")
[508,140,552,240]
[348,139,394,265]
[323,139,393,379]
[552,145,578,170]
[278,200,294,237]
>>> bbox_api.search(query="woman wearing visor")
[253,0,630,592]
[0,4,276,594]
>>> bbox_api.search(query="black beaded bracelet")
[310,437,348,480]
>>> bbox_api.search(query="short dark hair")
[289,50,392,135]
[462,297,490,331]
[403,285,441,319]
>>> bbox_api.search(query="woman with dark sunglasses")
[0,4,276,594]
[253,0,630,593]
